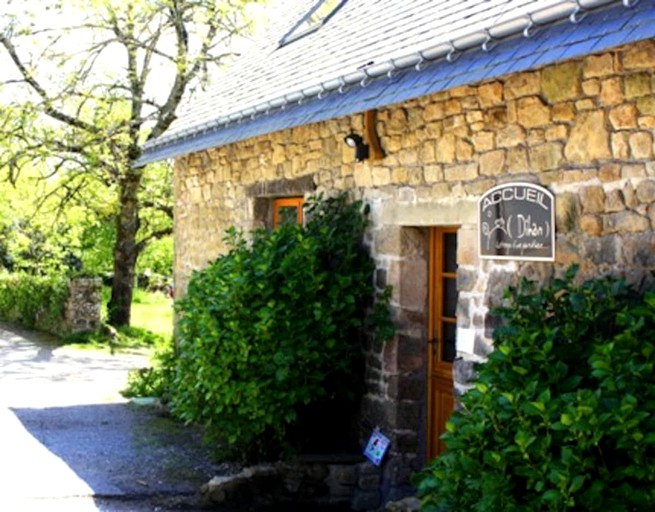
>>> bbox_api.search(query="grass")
[131,288,174,339]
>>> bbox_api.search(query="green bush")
[170,194,393,461]
[0,272,69,332]
[415,267,655,511]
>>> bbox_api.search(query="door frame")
[427,226,458,458]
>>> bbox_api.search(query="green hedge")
[0,273,69,333]
[415,267,655,511]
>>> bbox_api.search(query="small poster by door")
[364,429,390,466]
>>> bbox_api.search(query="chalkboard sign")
[478,183,555,261]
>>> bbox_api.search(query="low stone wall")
[201,456,386,511]
[63,277,102,334]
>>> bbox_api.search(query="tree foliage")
[415,267,655,511]
[0,0,259,325]
[170,194,394,461]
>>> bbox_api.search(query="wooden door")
[427,227,458,459]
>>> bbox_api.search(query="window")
[273,197,304,228]
[279,0,346,46]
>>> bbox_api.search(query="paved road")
[0,322,228,511]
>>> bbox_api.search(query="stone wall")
[64,277,102,334]
[174,39,655,506]
[201,457,383,511]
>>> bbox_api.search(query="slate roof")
[138,0,655,166]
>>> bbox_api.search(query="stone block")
[386,374,424,401]
[609,104,638,129]
[639,116,655,129]
[625,72,652,99]
[504,72,540,99]
[612,132,630,160]
[545,124,569,141]
[556,239,581,267]
[580,214,602,236]
[424,164,443,183]
[373,167,393,187]
[436,134,456,163]
[564,111,611,163]
[351,490,381,511]
[580,186,606,214]
[476,81,502,107]
[517,96,550,127]
[636,180,655,204]
[637,97,655,116]
[453,358,477,386]
[582,236,617,265]
[555,193,580,234]
[575,99,595,111]
[582,78,600,96]
[622,164,647,179]
[527,128,546,146]
[630,132,654,159]
[605,189,626,213]
[529,142,563,171]
[456,139,474,161]
[395,401,421,431]
[464,179,495,196]
[466,110,484,124]
[358,473,381,491]
[506,146,529,174]
[328,465,358,486]
[542,61,582,102]
[457,267,479,292]
[552,102,575,121]
[621,232,655,267]
[623,182,638,208]
[444,162,478,182]
[480,149,506,176]
[445,99,462,116]
[599,163,621,183]
[599,77,623,105]
[603,211,650,234]
[623,40,655,71]
[388,108,409,133]
[496,124,526,148]
[385,497,420,512]
[583,53,614,78]
[472,131,495,152]
[458,226,479,266]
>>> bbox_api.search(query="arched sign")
[478,183,555,261]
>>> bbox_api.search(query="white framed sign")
[364,429,390,466]
[478,182,555,261]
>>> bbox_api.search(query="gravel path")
[0,322,231,511]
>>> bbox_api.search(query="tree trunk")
[107,168,142,327]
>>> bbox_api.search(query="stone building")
[139,0,655,507]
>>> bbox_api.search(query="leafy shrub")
[170,194,393,461]
[415,267,655,511]
[0,272,69,332]
[122,347,176,399]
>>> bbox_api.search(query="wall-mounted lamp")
[344,132,369,162]
[344,110,385,163]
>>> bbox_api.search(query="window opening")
[273,197,304,228]
[279,0,346,46]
